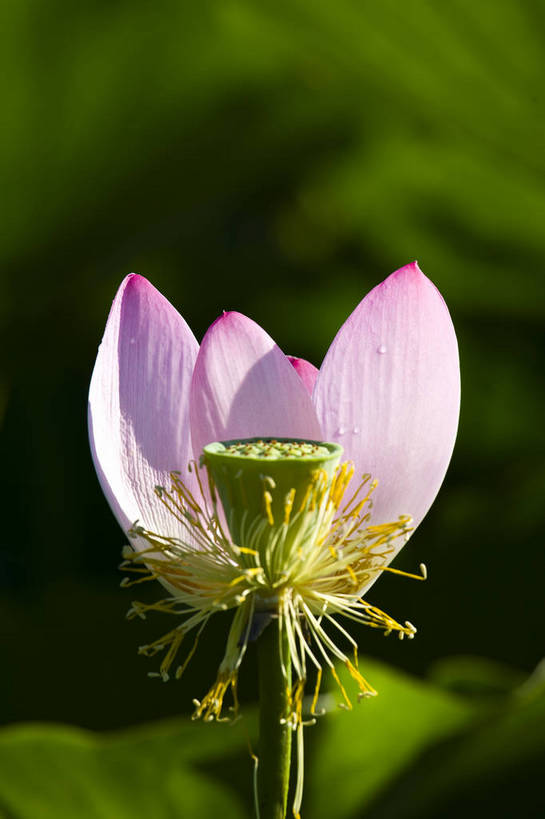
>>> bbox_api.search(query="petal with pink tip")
[287,355,319,395]
[88,274,199,538]
[190,312,322,457]
[314,261,460,548]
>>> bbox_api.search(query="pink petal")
[287,355,319,395]
[190,312,322,457]
[314,261,460,546]
[88,274,199,538]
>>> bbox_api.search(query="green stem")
[257,616,292,819]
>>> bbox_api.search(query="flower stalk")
[257,615,292,819]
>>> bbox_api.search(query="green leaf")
[307,657,545,819]
[0,718,251,819]
[367,663,545,818]
[428,654,526,699]
[307,657,478,819]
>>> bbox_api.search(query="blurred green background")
[1,0,545,816]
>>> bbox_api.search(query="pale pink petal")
[190,312,322,457]
[314,261,460,553]
[88,274,199,539]
[287,355,319,395]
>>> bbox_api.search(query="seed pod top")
[202,437,343,552]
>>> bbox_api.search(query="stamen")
[175,628,202,679]
[284,488,296,525]
[119,439,424,819]
[377,563,426,581]
[345,659,377,698]
[263,491,275,526]
[310,668,323,716]
[346,564,359,586]
[330,666,353,710]
[192,672,238,722]
[292,723,305,819]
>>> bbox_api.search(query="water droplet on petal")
[377,344,387,355]
[352,426,360,435]
[336,426,346,436]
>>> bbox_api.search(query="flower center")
[202,438,343,575]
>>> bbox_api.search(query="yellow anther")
[337,465,360,511]
[284,488,296,525]
[349,498,368,519]
[346,564,358,586]
[160,630,184,678]
[330,666,352,710]
[264,490,274,525]
[310,668,323,716]
[378,564,427,581]
[345,660,377,697]
[175,631,201,679]
[309,476,319,511]
[228,574,247,587]
[192,671,238,722]
[298,482,312,512]
[288,678,305,727]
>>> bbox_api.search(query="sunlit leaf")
[307,657,477,819]
[0,718,250,819]
[360,662,545,818]
[307,657,545,819]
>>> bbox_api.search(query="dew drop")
[352,426,360,435]
[336,426,346,436]
[377,344,387,355]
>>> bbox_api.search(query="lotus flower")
[88,261,459,715]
